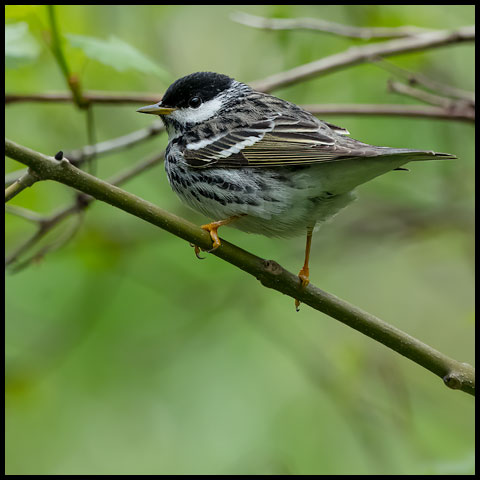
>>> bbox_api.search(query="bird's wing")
[182,115,366,168]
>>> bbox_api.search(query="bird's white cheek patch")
[170,97,223,125]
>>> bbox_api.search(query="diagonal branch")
[387,80,461,108]
[5,152,164,269]
[250,25,475,93]
[5,199,84,268]
[5,169,40,202]
[231,11,431,39]
[5,121,165,186]
[386,81,475,121]
[67,121,164,164]
[5,137,475,397]
[373,58,475,103]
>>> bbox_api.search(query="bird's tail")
[374,148,457,162]
[318,148,457,195]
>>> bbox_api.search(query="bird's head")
[137,72,243,136]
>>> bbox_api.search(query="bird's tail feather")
[376,148,457,162]
[317,149,456,195]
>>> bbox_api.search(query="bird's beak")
[136,103,177,116]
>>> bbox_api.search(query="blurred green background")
[5,5,474,475]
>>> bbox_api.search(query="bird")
[137,71,456,309]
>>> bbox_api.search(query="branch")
[386,81,475,120]
[5,91,164,105]
[387,80,458,108]
[5,204,45,223]
[5,152,164,269]
[67,121,164,164]
[5,137,475,397]
[373,58,475,103]
[5,198,85,268]
[231,12,431,39]
[8,208,85,273]
[5,89,475,124]
[386,81,475,121]
[5,169,40,202]
[5,122,165,186]
[250,25,475,92]
[301,103,475,122]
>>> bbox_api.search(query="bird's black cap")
[161,72,233,108]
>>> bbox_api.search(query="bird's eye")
[188,96,202,108]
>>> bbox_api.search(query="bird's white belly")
[165,159,358,237]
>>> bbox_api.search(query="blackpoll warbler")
[138,72,456,308]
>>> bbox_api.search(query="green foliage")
[66,33,172,82]
[4,5,44,21]
[5,22,40,68]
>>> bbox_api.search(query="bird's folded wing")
[183,115,359,168]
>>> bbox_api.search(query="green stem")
[46,5,87,108]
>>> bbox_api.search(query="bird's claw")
[190,243,206,260]
[189,222,222,259]
[191,216,240,260]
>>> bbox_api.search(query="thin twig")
[301,103,475,122]
[5,122,165,186]
[5,152,164,269]
[387,81,475,120]
[5,169,39,202]
[67,121,164,164]
[373,57,475,103]
[250,25,475,93]
[5,170,25,187]
[5,138,475,397]
[387,80,458,108]
[9,210,86,273]
[5,204,45,223]
[5,91,164,105]
[5,202,81,267]
[231,11,431,39]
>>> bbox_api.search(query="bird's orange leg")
[192,215,243,257]
[295,227,313,311]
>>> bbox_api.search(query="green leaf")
[4,5,42,20]
[5,22,40,68]
[66,33,171,82]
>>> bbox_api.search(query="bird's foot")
[191,216,242,258]
[201,220,224,251]
[295,265,310,311]
[298,266,310,289]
